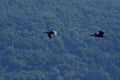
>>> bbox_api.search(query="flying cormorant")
[91,31,104,37]
[44,30,57,38]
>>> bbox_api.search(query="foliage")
[0,0,120,80]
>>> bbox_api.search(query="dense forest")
[0,0,120,80]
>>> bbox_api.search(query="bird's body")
[44,30,57,38]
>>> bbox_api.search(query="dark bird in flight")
[44,30,57,38]
[91,31,104,37]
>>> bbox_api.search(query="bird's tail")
[43,32,48,33]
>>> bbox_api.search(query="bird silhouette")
[44,30,57,38]
[91,31,104,37]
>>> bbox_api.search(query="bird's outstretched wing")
[47,33,52,38]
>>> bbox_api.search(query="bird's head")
[53,30,57,35]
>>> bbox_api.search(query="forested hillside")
[0,0,120,80]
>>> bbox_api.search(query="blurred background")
[0,0,120,80]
